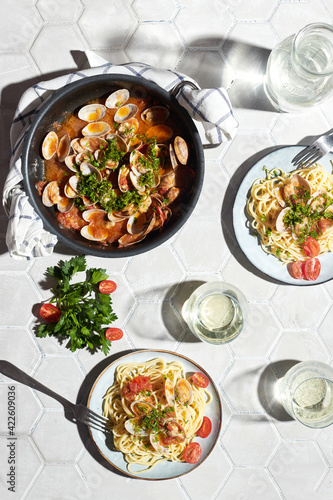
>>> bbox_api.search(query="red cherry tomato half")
[192,372,209,388]
[288,261,304,280]
[303,257,321,281]
[196,416,212,438]
[99,280,117,294]
[39,303,61,323]
[105,328,123,341]
[302,237,320,258]
[184,442,202,464]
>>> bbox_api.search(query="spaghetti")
[102,357,211,473]
[246,164,333,265]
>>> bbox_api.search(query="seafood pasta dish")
[246,163,333,281]
[39,88,194,248]
[102,357,212,473]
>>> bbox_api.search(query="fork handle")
[0,360,74,409]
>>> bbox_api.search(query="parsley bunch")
[37,256,117,354]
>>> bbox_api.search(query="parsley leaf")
[36,256,118,355]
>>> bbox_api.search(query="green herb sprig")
[37,256,117,354]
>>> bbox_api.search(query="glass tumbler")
[181,281,248,345]
[264,23,333,112]
[278,360,333,428]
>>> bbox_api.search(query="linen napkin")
[2,52,238,259]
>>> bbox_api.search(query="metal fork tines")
[74,404,112,434]
[291,131,333,168]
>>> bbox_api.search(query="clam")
[129,171,146,194]
[127,212,147,235]
[130,150,149,176]
[94,149,118,170]
[117,118,139,140]
[175,379,193,405]
[159,171,176,194]
[283,174,311,202]
[127,136,142,152]
[174,136,188,165]
[108,211,127,223]
[81,121,111,137]
[118,231,147,247]
[80,136,107,152]
[150,433,169,454]
[114,202,138,218]
[57,197,74,213]
[78,103,106,122]
[42,181,61,207]
[42,131,58,160]
[124,417,148,437]
[80,161,102,182]
[105,133,128,152]
[105,88,130,109]
[146,125,173,143]
[57,134,71,162]
[169,143,178,170]
[141,106,170,125]
[68,175,80,193]
[164,420,186,442]
[139,195,152,213]
[114,103,138,123]
[80,209,109,241]
[71,138,85,153]
[130,401,154,417]
[64,182,78,199]
[165,187,180,205]
[118,165,131,192]
[274,186,286,208]
[153,206,172,231]
[276,207,291,233]
[165,379,175,406]
[64,154,79,172]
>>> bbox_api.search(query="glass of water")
[265,23,333,112]
[278,360,333,428]
[181,281,248,344]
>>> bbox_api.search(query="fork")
[291,131,333,168]
[0,360,111,434]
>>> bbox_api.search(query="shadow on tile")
[257,360,300,422]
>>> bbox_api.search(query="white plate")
[87,349,222,480]
[233,146,333,285]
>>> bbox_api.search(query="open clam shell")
[150,433,169,454]
[175,378,193,405]
[81,122,111,137]
[80,161,102,182]
[57,197,74,213]
[127,212,147,235]
[105,88,130,109]
[174,136,188,165]
[276,207,291,233]
[42,131,58,160]
[141,106,170,125]
[78,103,106,122]
[114,103,138,123]
[130,400,154,417]
[42,181,61,207]
[57,134,70,162]
[125,417,148,436]
[165,378,175,405]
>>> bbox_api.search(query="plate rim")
[232,145,333,286]
[87,348,223,480]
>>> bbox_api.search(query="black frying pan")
[21,74,205,257]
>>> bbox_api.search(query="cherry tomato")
[184,442,202,464]
[303,257,321,281]
[105,328,123,341]
[122,376,153,401]
[99,280,117,294]
[288,261,304,280]
[192,372,209,388]
[302,237,320,258]
[196,416,212,438]
[39,303,61,323]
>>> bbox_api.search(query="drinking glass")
[265,23,333,112]
[181,281,248,344]
[278,360,333,428]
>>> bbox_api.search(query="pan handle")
[170,80,221,149]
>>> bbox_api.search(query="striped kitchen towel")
[2,53,238,259]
